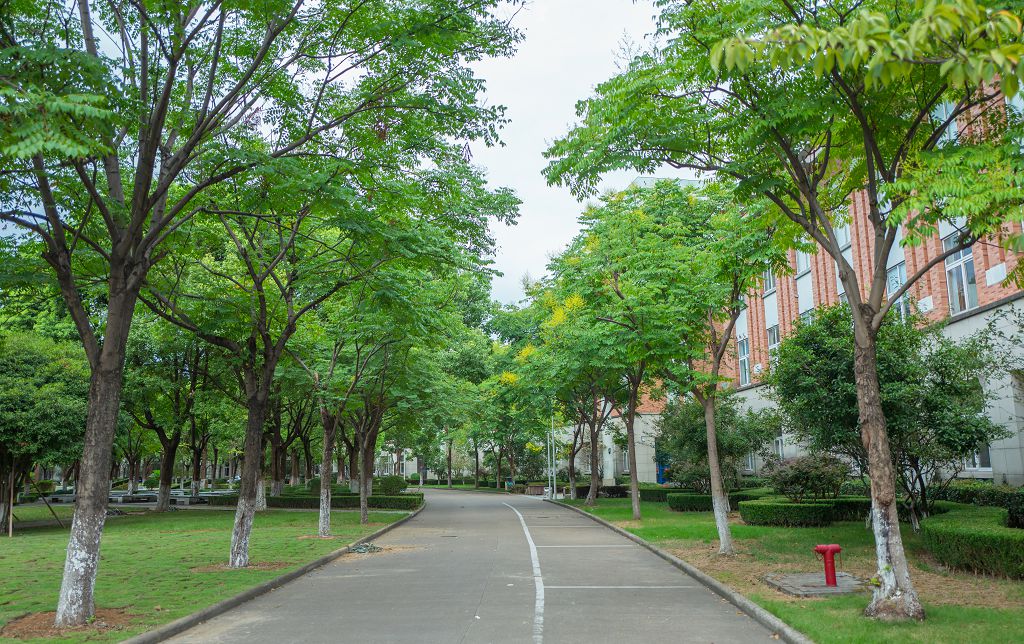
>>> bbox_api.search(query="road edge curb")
[546,499,815,644]
[120,503,425,644]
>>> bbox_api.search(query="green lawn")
[565,499,1024,644]
[0,509,407,642]
[10,504,77,524]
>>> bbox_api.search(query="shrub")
[738,500,833,527]
[35,479,56,493]
[766,455,848,502]
[738,477,768,489]
[933,479,1021,508]
[379,475,408,496]
[921,505,1024,578]
[1008,490,1024,529]
[638,488,670,502]
[143,470,161,489]
[667,493,713,511]
[839,479,869,497]
[209,493,423,511]
[602,485,629,498]
[727,488,772,508]
[828,497,873,521]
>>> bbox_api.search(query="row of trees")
[1,0,524,627]
[541,0,1024,621]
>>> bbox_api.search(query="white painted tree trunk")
[702,395,735,555]
[255,479,266,511]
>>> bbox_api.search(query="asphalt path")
[167,489,773,643]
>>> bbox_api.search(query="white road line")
[526,525,602,528]
[545,585,696,589]
[535,545,635,548]
[504,502,544,644]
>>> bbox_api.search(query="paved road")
[168,490,772,644]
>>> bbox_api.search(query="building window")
[622,448,630,473]
[943,235,978,315]
[767,325,780,352]
[763,270,776,294]
[795,249,812,275]
[738,337,750,386]
[963,445,992,470]
[773,431,785,459]
[886,262,911,320]
[745,452,756,472]
[932,101,959,147]
[835,223,851,249]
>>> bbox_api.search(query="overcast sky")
[470,1,664,304]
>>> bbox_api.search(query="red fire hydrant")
[813,544,842,586]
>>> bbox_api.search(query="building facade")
[723,94,1024,486]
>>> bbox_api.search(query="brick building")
[725,94,1024,486]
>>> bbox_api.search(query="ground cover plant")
[0,509,407,642]
[565,499,1024,643]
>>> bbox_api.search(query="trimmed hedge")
[209,493,423,510]
[934,480,1022,509]
[727,488,773,508]
[738,477,768,489]
[638,488,670,502]
[1009,491,1024,529]
[667,494,713,512]
[921,505,1024,578]
[738,500,834,527]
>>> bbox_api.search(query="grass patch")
[0,509,406,642]
[9,505,77,524]
[565,498,1024,643]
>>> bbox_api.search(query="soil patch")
[190,561,290,573]
[666,542,1024,609]
[0,608,133,640]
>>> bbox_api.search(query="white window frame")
[737,337,750,386]
[932,101,959,147]
[834,223,852,250]
[763,269,776,295]
[943,234,978,315]
[773,432,785,459]
[795,249,812,276]
[962,445,992,471]
[767,324,781,352]
[745,452,756,472]
[886,261,911,320]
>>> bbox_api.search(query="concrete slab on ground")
[764,572,867,597]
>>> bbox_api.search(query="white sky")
[471,1,664,304]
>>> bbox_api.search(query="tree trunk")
[318,414,336,537]
[855,334,925,620]
[446,437,453,489]
[336,449,344,484]
[190,450,201,498]
[701,394,735,555]
[495,448,502,489]
[55,363,127,626]
[228,400,268,568]
[155,442,176,512]
[473,441,480,488]
[624,386,642,520]
[358,440,369,525]
[587,422,600,506]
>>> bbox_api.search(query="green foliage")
[378,475,409,496]
[766,455,849,502]
[766,305,1007,515]
[1008,491,1024,529]
[0,332,88,486]
[638,488,671,502]
[210,494,423,511]
[657,391,779,493]
[738,500,834,527]
[667,493,714,512]
[921,505,1024,577]
[933,479,1023,508]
